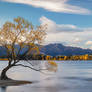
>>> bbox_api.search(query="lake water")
[0,61,92,92]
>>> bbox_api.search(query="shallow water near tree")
[0,61,92,92]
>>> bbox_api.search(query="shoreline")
[0,79,32,87]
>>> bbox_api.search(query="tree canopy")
[0,17,57,80]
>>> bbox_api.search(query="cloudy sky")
[0,0,92,49]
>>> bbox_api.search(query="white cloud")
[73,38,82,43]
[85,41,92,45]
[40,16,92,33]
[39,16,92,49]
[2,0,91,14]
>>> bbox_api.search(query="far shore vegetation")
[0,54,92,61]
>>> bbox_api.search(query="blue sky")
[0,0,92,49]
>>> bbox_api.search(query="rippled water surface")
[0,61,92,92]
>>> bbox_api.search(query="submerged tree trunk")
[0,65,12,80]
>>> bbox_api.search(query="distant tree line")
[0,54,92,61]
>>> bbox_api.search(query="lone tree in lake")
[0,17,57,80]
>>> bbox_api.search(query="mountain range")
[40,43,92,56]
[0,43,92,57]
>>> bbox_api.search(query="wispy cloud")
[2,0,91,14]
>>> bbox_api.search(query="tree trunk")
[0,66,12,80]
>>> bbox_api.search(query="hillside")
[40,44,92,56]
[0,44,92,57]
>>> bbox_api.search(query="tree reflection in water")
[0,87,7,92]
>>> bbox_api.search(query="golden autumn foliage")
[0,17,58,80]
[46,55,51,60]
[45,60,57,72]
[0,17,47,60]
[0,58,8,61]
[48,61,57,67]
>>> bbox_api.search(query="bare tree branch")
[15,64,47,71]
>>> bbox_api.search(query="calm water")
[0,61,92,92]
